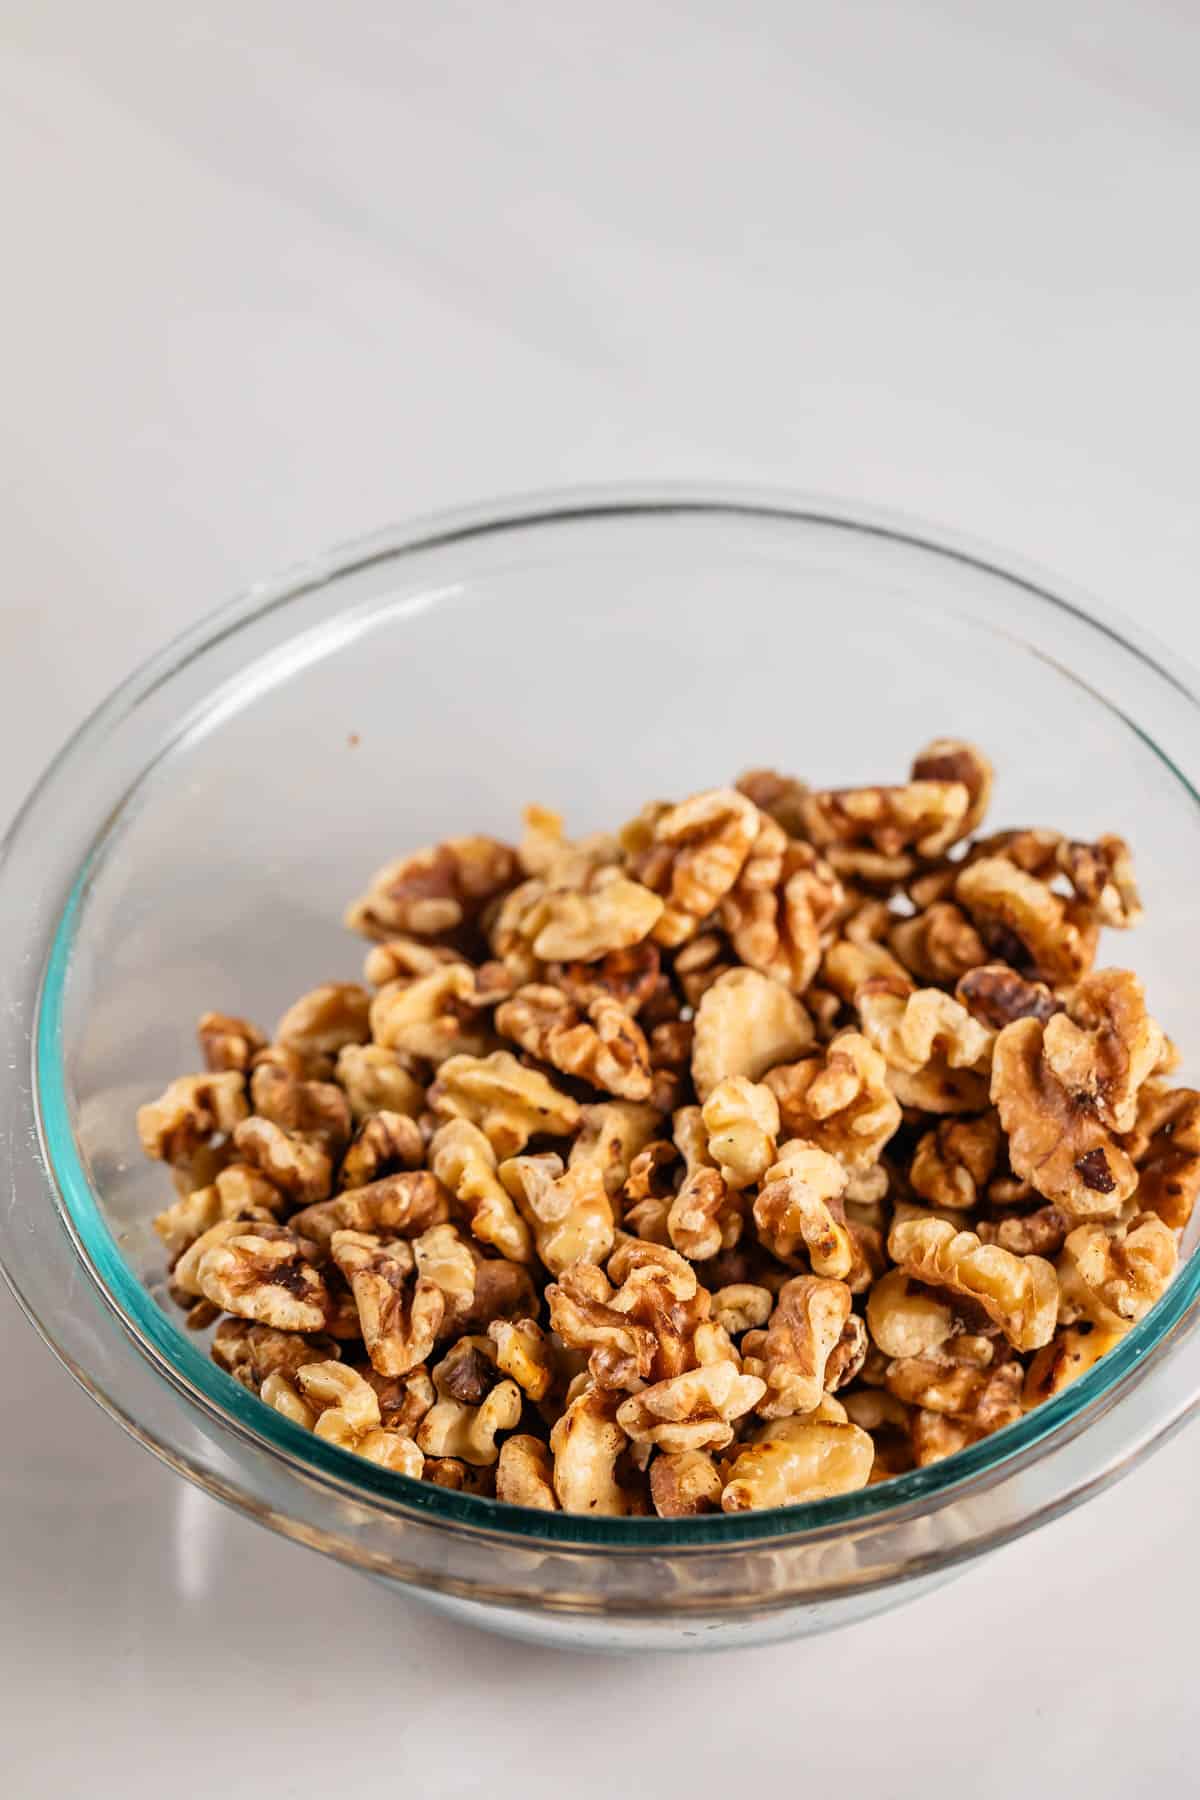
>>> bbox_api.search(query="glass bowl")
[4,484,1200,1654]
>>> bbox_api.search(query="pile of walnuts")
[137,740,1198,1515]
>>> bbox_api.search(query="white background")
[3,4,1199,1794]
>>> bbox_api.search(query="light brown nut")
[991,1016,1139,1219]
[910,1409,979,1467]
[137,1072,249,1165]
[339,1111,425,1190]
[721,1398,874,1511]
[496,985,653,1101]
[346,836,519,941]
[428,1118,534,1263]
[668,1106,742,1262]
[888,1213,1058,1351]
[1123,1085,1200,1230]
[976,1204,1070,1258]
[282,1362,426,1475]
[359,1364,437,1435]
[496,1434,559,1510]
[249,1061,352,1150]
[549,1383,639,1515]
[909,1113,1003,1210]
[546,1263,657,1391]
[956,964,1061,1031]
[650,1449,725,1517]
[1040,969,1164,1135]
[569,1102,665,1199]
[1057,834,1142,929]
[526,871,664,963]
[721,818,844,993]
[154,1184,223,1258]
[275,982,371,1058]
[458,1254,539,1334]
[606,1238,711,1382]
[429,1335,501,1406]
[260,1369,318,1430]
[625,787,762,948]
[212,1320,341,1391]
[232,1115,333,1205]
[547,943,664,1018]
[866,1269,957,1360]
[856,984,993,1114]
[700,1077,780,1190]
[888,904,987,985]
[500,1153,615,1275]
[412,1223,479,1333]
[736,767,810,839]
[421,1457,497,1496]
[428,1051,582,1158]
[910,739,993,837]
[335,1043,426,1122]
[842,1390,915,1482]
[198,1012,268,1074]
[369,965,495,1065]
[752,1140,854,1276]
[765,1033,901,1172]
[291,1170,450,1247]
[621,1138,679,1242]
[1056,1212,1178,1330]
[416,1350,522,1466]
[646,1019,693,1114]
[362,935,468,986]
[616,1360,765,1454]
[154,1160,284,1256]
[196,1226,331,1332]
[757,1276,858,1417]
[710,1284,774,1335]
[488,1318,555,1401]
[955,857,1098,985]
[800,775,971,864]
[691,968,814,1103]
[1023,1320,1129,1406]
[330,1230,443,1375]
[673,931,738,1005]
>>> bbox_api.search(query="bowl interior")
[36,495,1200,1542]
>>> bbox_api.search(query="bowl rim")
[10,479,1200,1553]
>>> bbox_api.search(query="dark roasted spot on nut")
[1074,1148,1116,1194]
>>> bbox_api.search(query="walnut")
[646,1019,693,1113]
[842,1390,915,1482]
[888,1213,1058,1351]
[822,938,915,1003]
[910,1113,1002,1209]
[1058,834,1142,929]
[608,1239,711,1382]
[427,1051,581,1158]
[755,1275,861,1417]
[752,1141,856,1278]
[415,1339,521,1465]
[272,1362,425,1475]
[546,1263,657,1390]
[624,787,761,947]
[362,935,468,985]
[765,1033,901,1172]
[650,1449,725,1517]
[500,1153,614,1274]
[721,1398,874,1511]
[910,739,994,838]
[736,767,810,838]
[691,968,814,1103]
[856,984,993,1114]
[910,1410,979,1467]
[621,1139,678,1243]
[359,1363,436,1435]
[137,1072,249,1165]
[334,1043,426,1122]
[615,1360,765,1453]
[232,1115,333,1205]
[1124,1085,1200,1230]
[888,904,987,985]
[549,1384,638,1515]
[496,984,653,1101]
[955,857,1098,985]
[488,1317,554,1400]
[198,1011,267,1074]
[721,818,844,993]
[422,1457,497,1495]
[211,1320,340,1391]
[1057,1212,1178,1329]
[330,1230,443,1375]
[991,1016,1139,1220]
[338,1111,425,1190]
[455,1251,538,1335]
[976,1203,1070,1258]
[412,1223,480,1334]
[369,966,495,1065]
[700,1077,780,1190]
[800,772,972,871]
[955,964,1060,1031]
[249,1061,352,1150]
[428,1118,533,1263]
[548,943,664,1016]
[1023,1320,1129,1406]
[276,982,371,1056]
[154,1160,284,1256]
[495,1434,558,1509]
[884,1339,1012,1418]
[346,836,519,940]
[673,931,738,1005]
[667,1105,741,1262]
[527,872,664,963]
[195,1225,331,1332]
[1039,969,1163,1135]
[290,1170,450,1247]
[569,1101,665,1199]
[866,1268,956,1359]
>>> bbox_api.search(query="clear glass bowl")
[4,485,1200,1653]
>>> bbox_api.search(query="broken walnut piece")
[765,1031,901,1172]
[232,1115,333,1205]
[755,1275,862,1418]
[198,1012,267,1074]
[568,1101,664,1200]
[721,1397,874,1511]
[335,1043,426,1123]
[955,964,1060,1032]
[290,1170,450,1248]
[346,836,519,941]
[752,1140,856,1279]
[668,1105,742,1262]
[1122,1084,1200,1230]
[499,1152,615,1274]
[887,1213,1058,1352]
[720,817,844,993]
[1056,1212,1178,1330]
[428,1118,534,1263]
[615,1359,765,1454]
[691,967,814,1103]
[700,1076,780,1191]
[261,1361,425,1476]
[1039,968,1164,1135]
[330,1230,444,1376]
[549,1383,641,1515]
[736,767,810,839]
[650,1449,725,1517]
[276,982,371,1057]
[955,857,1098,985]
[910,739,994,840]
[416,1339,522,1465]
[369,965,495,1065]
[339,1111,425,1190]
[888,904,987,985]
[211,1320,341,1392]
[495,1434,558,1510]
[137,1072,249,1167]
[428,1050,581,1158]
[1023,1320,1129,1407]
[496,984,654,1101]
[909,1113,1003,1210]
[855,984,993,1115]
[194,1224,331,1333]
[624,786,761,948]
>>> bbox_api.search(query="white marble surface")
[3,4,1200,1792]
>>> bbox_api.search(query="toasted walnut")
[956,964,1060,1031]
[369,966,495,1064]
[1040,969,1163,1135]
[362,935,467,985]
[842,1390,915,1481]
[428,1051,581,1158]
[415,1339,521,1465]
[569,1101,664,1199]
[736,767,810,838]
[549,943,664,1016]
[766,1033,901,1172]
[800,773,971,870]
[330,1230,443,1375]
[412,1222,479,1333]
[621,1139,678,1243]
[1023,1320,1129,1405]
[888,1213,1058,1351]
[527,871,664,963]
[137,1072,248,1165]
[721,1397,874,1511]
[495,1434,558,1509]
[496,985,653,1102]
[500,1153,614,1275]
[249,1061,352,1150]
[674,931,738,1005]
[721,818,844,993]
[822,938,915,1004]
[195,1226,331,1332]
[977,1203,1070,1258]
[755,1276,859,1417]
[866,1269,956,1359]
[753,1141,856,1278]
[231,1115,333,1204]
[1057,1212,1178,1329]
[991,1017,1139,1219]
[339,1111,425,1190]
[608,1239,712,1381]
[889,904,987,985]
[335,1043,426,1122]
[909,1409,980,1466]
[275,982,371,1057]
[856,984,993,1114]
[291,1171,449,1247]
[347,836,519,941]
[488,1318,554,1401]
[624,787,761,948]
[546,1263,658,1390]
[710,1283,774,1335]
[649,1449,724,1517]
[700,1077,780,1190]
[273,1362,425,1475]
[428,1119,533,1263]
[910,1114,1002,1210]
[549,1383,639,1515]
[421,1457,497,1495]
[667,1106,741,1262]
[360,1363,437,1435]
[884,1338,1010,1415]
[616,1360,764,1454]
[691,968,813,1103]
[646,1019,693,1113]
[154,1160,284,1256]
[198,1011,267,1074]
[955,857,1097,985]
[211,1320,340,1391]
[910,740,993,838]
[1124,1085,1200,1230]
[1060,834,1142,929]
